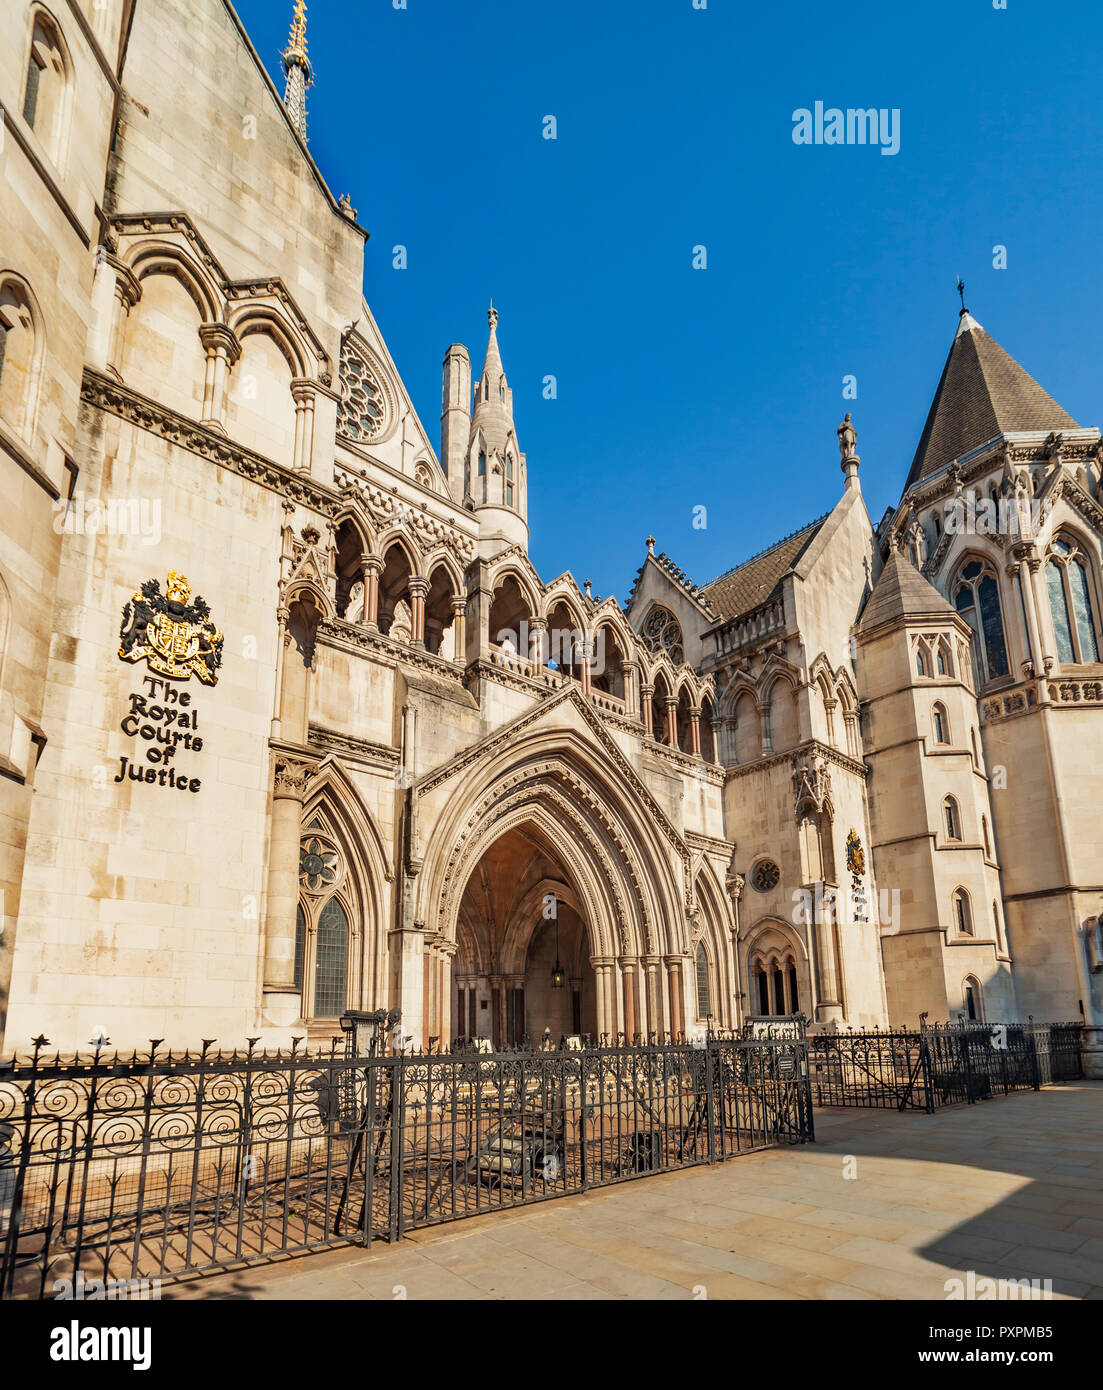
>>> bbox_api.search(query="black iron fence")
[0,1031,813,1297]
[808,1022,1084,1112]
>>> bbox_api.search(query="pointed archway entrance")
[452,824,598,1046]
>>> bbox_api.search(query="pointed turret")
[281,0,313,141]
[905,303,1079,489]
[465,305,528,556]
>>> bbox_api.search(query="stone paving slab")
[166,1082,1103,1301]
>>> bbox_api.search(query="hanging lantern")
[551,900,565,988]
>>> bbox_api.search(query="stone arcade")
[0,0,1100,1074]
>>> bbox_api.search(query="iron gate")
[0,1033,812,1297]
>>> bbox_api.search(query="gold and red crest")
[118,571,223,685]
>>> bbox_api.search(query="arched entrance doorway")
[452,824,597,1046]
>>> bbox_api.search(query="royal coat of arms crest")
[118,571,223,685]
[845,828,866,878]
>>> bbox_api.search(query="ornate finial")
[488,303,499,331]
[956,276,968,317]
[281,0,313,141]
[646,536,656,555]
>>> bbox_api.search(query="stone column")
[361,557,382,630]
[642,955,664,1036]
[451,597,466,664]
[726,871,745,1027]
[622,959,640,1039]
[1024,554,1054,675]
[1008,559,1042,673]
[591,956,616,1038]
[580,635,592,695]
[102,256,141,380]
[408,577,429,648]
[528,618,547,667]
[813,884,844,1023]
[665,956,685,1038]
[664,698,678,746]
[622,661,638,717]
[261,753,316,1029]
[199,323,241,431]
[689,709,701,757]
[641,684,654,736]
[291,380,318,475]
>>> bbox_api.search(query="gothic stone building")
[1,0,1100,1074]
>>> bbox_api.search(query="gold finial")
[282,0,312,80]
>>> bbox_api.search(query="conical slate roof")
[858,548,958,633]
[905,312,1079,488]
[471,306,515,456]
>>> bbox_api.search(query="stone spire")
[281,0,313,141]
[467,305,528,556]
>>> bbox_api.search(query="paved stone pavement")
[168,1083,1103,1301]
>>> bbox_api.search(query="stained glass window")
[313,898,348,1017]
[695,943,710,1019]
[1047,535,1100,664]
[954,562,1009,685]
[23,51,43,126]
[294,903,305,991]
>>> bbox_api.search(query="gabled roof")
[701,515,829,622]
[857,548,958,633]
[905,312,1079,489]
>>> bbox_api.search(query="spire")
[471,303,515,455]
[905,307,1079,489]
[281,0,313,141]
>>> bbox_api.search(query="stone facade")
[0,1,1100,1076]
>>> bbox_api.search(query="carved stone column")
[450,597,466,664]
[641,684,654,737]
[528,617,547,667]
[408,577,429,648]
[725,870,745,1027]
[689,709,701,757]
[664,956,685,1037]
[664,697,678,746]
[361,557,382,630]
[580,634,593,695]
[621,958,640,1038]
[291,380,318,475]
[642,955,663,1035]
[590,956,616,1038]
[262,753,317,1029]
[103,255,141,381]
[199,323,241,431]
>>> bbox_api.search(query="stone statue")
[837,412,857,460]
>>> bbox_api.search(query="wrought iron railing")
[0,1032,813,1298]
[808,1022,1083,1113]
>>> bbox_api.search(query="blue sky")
[235,0,1103,601]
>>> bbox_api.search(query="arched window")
[313,897,350,1018]
[23,13,70,167]
[992,900,1002,947]
[943,796,961,841]
[505,454,514,507]
[953,888,973,936]
[936,640,951,676]
[755,964,769,1015]
[0,278,40,440]
[695,942,711,1020]
[478,450,486,477]
[971,727,979,766]
[963,975,982,1021]
[1046,534,1100,665]
[954,560,1009,686]
[294,903,306,990]
[933,702,949,745]
[981,814,991,859]
[787,959,799,1013]
[916,649,926,677]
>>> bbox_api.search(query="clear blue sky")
[235,0,1103,601]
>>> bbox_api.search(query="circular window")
[299,834,342,893]
[751,859,780,892]
[642,605,685,666]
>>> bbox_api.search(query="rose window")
[642,605,685,666]
[336,342,386,442]
[751,859,780,892]
[299,836,340,892]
